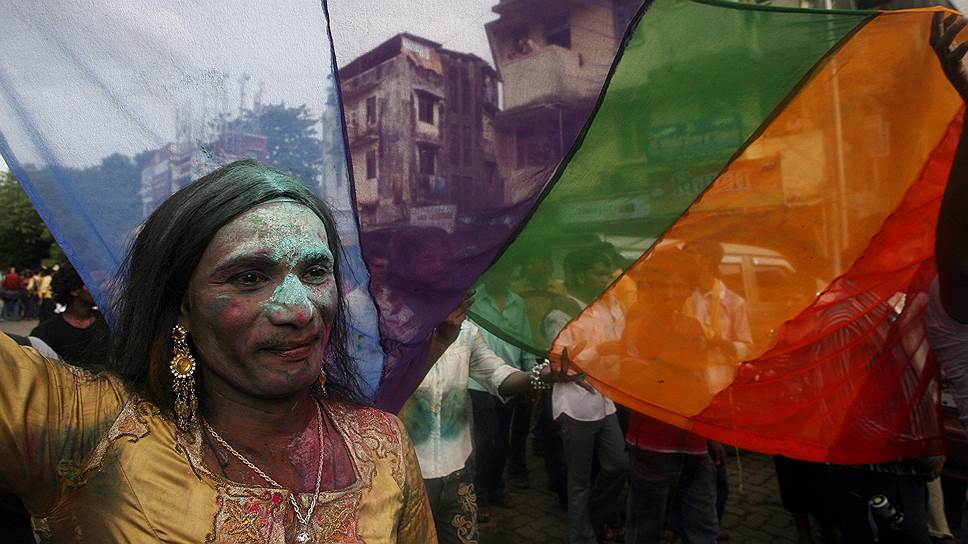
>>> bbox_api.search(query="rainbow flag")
[472,0,960,463]
[0,0,960,463]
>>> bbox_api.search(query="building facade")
[139,129,267,217]
[485,0,643,205]
[339,33,501,232]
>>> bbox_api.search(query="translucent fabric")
[0,1,385,396]
[1,0,963,463]
[473,0,869,353]
[497,4,960,462]
[327,1,647,410]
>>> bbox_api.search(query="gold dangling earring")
[169,324,198,432]
[318,370,327,396]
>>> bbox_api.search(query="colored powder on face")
[206,295,234,320]
[265,273,315,319]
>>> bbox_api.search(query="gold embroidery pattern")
[31,517,51,543]
[58,362,99,383]
[58,396,155,488]
[340,404,406,488]
[303,492,362,543]
[452,482,479,544]
[203,401,403,543]
[205,487,287,544]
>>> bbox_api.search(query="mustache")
[256,334,323,351]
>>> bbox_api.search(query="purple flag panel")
[327,0,647,410]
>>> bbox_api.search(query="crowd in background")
[0,266,54,322]
[0,263,108,370]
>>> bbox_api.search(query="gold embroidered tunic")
[0,334,436,543]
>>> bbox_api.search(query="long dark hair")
[107,159,366,415]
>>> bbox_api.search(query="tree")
[0,172,58,268]
[234,103,323,184]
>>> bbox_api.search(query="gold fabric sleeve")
[396,416,437,543]
[0,333,126,515]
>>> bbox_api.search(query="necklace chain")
[204,402,324,530]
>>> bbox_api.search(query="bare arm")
[497,370,531,398]
[425,291,475,368]
[497,349,593,398]
[933,13,968,323]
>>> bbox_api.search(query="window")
[365,96,377,124]
[417,93,435,124]
[365,150,377,179]
[418,144,436,175]
[544,14,571,49]
[515,124,558,169]
[509,25,532,58]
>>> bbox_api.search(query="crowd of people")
[0,263,109,370]
[383,15,968,544]
[0,13,967,544]
[0,266,53,322]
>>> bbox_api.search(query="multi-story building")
[338,33,501,231]
[485,0,643,204]
[139,128,266,217]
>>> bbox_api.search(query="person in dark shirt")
[30,263,109,370]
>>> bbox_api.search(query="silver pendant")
[295,528,311,543]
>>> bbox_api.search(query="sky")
[328,0,498,67]
[0,1,499,171]
[0,1,347,168]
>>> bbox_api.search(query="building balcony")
[347,120,379,147]
[415,121,441,142]
[500,45,604,111]
[340,67,381,99]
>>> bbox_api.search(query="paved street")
[481,447,804,544]
[0,318,37,337]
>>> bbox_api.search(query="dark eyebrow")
[211,248,334,276]
[211,254,279,275]
[300,249,334,265]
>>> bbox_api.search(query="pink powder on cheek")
[208,295,253,330]
[190,295,260,379]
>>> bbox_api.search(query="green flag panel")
[471,0,869,353]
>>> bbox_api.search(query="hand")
[931,13,968,102]
[433,290,475,346]
[543,348,596,393]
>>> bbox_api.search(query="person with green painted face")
[0,160,436,542]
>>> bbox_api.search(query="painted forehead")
[207,202,331,262]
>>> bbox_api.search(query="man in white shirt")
[542,247,629,544]
[402,293,583,544]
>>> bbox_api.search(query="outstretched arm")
[932,13,968,323]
